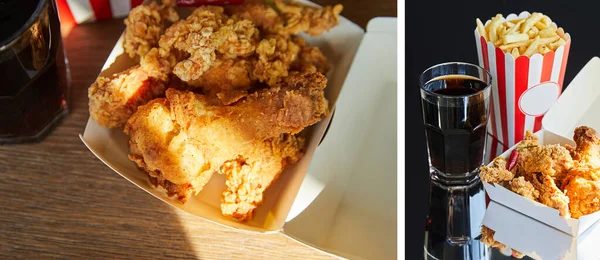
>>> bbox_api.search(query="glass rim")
[419,62,492,98]
[0,0,48,52]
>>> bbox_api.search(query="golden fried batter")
[88,48,177,128]
[158,6,260,82]
[167,72,329,141]
[569,126,600,168]
[125,72,328,220]
[517,143,573,180]
[290,36,330,74]
[220,134,305,220]
[480,226,507,250]
[123,0,179,58]
[528,173,570,218]
[125,98,215,201]
[480,157,514,183]
[253,34,302,86]
[187,57,256,105]
[230,0,343,36]
[562,167,600,218]
[88,65,168,128]
[509,176,539,201]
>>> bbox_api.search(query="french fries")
[476,12,569,57]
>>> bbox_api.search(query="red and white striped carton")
[55,0,244,27]
[475,11,572,163]
[55,0,145,26]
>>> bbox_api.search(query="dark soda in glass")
[0,0,70,144]
[419,63,491,183]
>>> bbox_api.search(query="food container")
[79,2,397,259]
[483,201,600,260]
[481,57,600,259]
[474,11,572,162]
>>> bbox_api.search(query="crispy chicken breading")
[125,72,328,220]
[480,226,507,250]
[123,0,179,59]
[230,0,343,36]
[517,131,573,181]
[187,56,257,105]
[562,167,600,218]
[88,68,166,128]
[480,226,524,259]
[220,134,305,220]
[252,34,302,86]
[158,6,260,82]
[88,48,176,128]
[527,173,570,218]
[125,98,214,202]
[479,157,514,183]
[253,34,329,86]
[568,126,600,168]
[509,176,539,201]
[291,37,330,74]
[167,72,329,142]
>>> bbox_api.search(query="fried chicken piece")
[167,72,329,142]
[480,226,525,258]
[220,134,305,220]
[516,132,574,179]
[125,99,215,201]
[123,0,179,59]
[290,37,330,74]
[480,226,507,250]
[562,167,600,218]
[88,49,175,128]
[527,173,571,217]
[480,157,514,183]
[230,0,343,36]
[568,126,600,169]
[253,34,302,86]
[509,176,539,201]
[517,142,573,181]
[125,72,328,218]
[187,57,256,105]
[158,6,260,82]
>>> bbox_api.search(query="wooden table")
[0,1,396,259]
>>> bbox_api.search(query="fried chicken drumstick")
[125,72,328,219]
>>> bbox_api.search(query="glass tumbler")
[419,62,492,184]
[0,0,70,144]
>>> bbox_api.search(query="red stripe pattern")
[533,52,557,132]
[90,0,113,20]
[480,37,495,150]
[131,0,144,8]
[495,48,508,149]
[558,40,572,91]
[55,0,76,27]
[514,56,529,144]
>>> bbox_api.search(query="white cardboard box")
[482,201,600,260]
[79,3,397,259]
[482,57,600,259]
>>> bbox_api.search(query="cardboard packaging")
[482,57,600,259]
[474,12,572,162]
[79,2,397,259]
[482,201,600,260]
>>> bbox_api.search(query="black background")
[405,0,600,259]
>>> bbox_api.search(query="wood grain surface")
[0,1,397,259]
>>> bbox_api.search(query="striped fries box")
[475,11,571,163]
[55,0,145,26]
[55,0,243,26]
